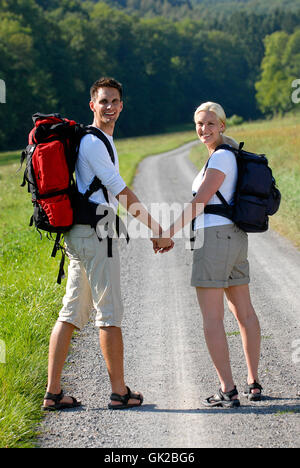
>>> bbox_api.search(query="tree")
[0,12,36,147]
[255,31,300,115]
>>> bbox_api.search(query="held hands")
[150,236,174,254]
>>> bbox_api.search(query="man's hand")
[151,237,174,254]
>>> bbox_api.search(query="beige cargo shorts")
[191,224,250,288]
[58,225,124,330]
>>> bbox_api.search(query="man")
[42,77,173,411]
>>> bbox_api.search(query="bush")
[227,114,244,127]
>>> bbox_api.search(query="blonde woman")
[152,102,262,408]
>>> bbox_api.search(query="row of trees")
[88,0,300,22]
[0,0,300,150]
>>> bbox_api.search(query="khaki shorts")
[191,224,250,288]
[58,225,124,330]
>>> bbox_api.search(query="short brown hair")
[90,77,123,101]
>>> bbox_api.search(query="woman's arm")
[151,168,225,252]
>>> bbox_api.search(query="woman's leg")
[225,284,261,391]
[196,287,237,394]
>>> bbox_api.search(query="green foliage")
[256,30,300,115]
[0,0,300,150]
[88,0,300,21]
[227,115,244,127]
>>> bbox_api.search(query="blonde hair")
[194,101,239,149]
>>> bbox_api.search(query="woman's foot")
[203,386,240,408]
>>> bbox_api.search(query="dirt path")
[39,142,300,448]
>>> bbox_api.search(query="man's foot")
[108,386,143,410]
[42,390,81,411]
[243,381,263,401]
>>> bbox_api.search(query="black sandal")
[42,390,81,411]
[108,386,143,410]
[243,381,263,401]
[203,386,240,408]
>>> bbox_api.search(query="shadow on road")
[79,396,300,415]
[136,401,300,415]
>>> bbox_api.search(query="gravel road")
[38,141,300,449]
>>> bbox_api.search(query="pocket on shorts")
[69,225,95,238]
[216,228,233,240]
[65,226,96,260]
[203,228,231,267]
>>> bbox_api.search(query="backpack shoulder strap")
[203,142,243,207]
[82,126,116,203]
[84,126,115,165]
[203,142,241,175]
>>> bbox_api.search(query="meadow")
[0,114,299,447]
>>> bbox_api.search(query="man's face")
[90,86,123,129]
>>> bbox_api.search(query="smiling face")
[90,86,123,135]
[195,110,225,152]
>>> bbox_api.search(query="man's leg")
[43,320,77,408]
[99,326,143,406]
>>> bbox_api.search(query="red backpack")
[21,113,82,231]
[20,113,116,283]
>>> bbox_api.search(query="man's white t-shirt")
[192,148,238,229]
[76,127,126,212]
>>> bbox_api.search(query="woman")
[152,102,262,408]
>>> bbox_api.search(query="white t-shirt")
[192,148,238,229]
[76,127,126,212]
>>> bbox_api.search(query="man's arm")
[116,186,173,246]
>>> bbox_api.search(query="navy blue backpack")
[203,142,281,233]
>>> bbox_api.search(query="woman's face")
[195,110,225,147]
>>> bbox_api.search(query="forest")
[94,0,300,21]
[0,0,300,150]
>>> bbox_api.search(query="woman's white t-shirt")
[192,148,238,229]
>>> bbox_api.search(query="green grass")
[0,150,20,166]
[116,130,196,186]
[190,114,300,249]
[0,162,65,447]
